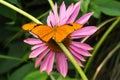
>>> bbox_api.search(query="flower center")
[46,36,71,53]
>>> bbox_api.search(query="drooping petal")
[29,45,48,58]
[70,45,92,56]
[67,2,81,23]
[56,53,68,77]
[31,43,46,50]
[24,38,43,45]
[29,32,39,38]
[46,52,55,74]
[69,48,85,61]
[35,49,50,67]
[76,12,93,25]
[71,41,93,50]
[73,56,83,67]
[71,35,87,39]
[40,51,55,74]
[71,26,98,39]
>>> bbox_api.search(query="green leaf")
[89,2,101,18]
[9,63,35,80]
[7,0,21,8]
[94,0,120,16]
[57,0,77,7]
[51,72,79,80]
[0,75,6,80]
[23,71,48,80]
[58,76,79,80]
[0,42,27,74]
[81,0,90,14]
[0,4,16,20]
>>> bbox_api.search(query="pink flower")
[24,2,97,77]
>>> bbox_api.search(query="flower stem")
[57,43,88,80]
[84,17,120,73]
[0,0,42,24]
[48,0,54,10]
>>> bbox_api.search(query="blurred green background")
[0,0,120,80]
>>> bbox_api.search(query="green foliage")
[7,0,21,8]
[9,63,35,80]
[0,41,27,74]
[23,71,48,80]
[93,0,120,16]
[0,0,120,80]
[0,5,16,20]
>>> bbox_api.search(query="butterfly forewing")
[54,25,74,42]
[22,23,38,31]
[67,23,83,30]
[31,25,53,42]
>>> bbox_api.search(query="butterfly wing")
[67,23,83,30]
[22,23,38,31]
[31,25,53,42]
[22,23,82,42]
[54,24,74,42]
[54,23,83,42]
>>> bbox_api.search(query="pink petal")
[70,45,92,56]
[69,48,85,61]
[29,45,48,58]
[66,3,74,17]
[56,53,68,77]
[53,3,58,25]
[71,26,98,39]
[67,2,81,23]
[40,51,55,74]
[35,49,50,67]
[61,3,74,25]
[71,41,93,50]
[29,32,39,38]
[71,35,87,39]
[76,12,93,25]
[31,43,46,50]
[59,2,66,25]
[53,3,58,16]
[47,15,51,26]
[24,38,43,45]
[47,11,56,26]
[46,52,55,74]
[73,56,83,67]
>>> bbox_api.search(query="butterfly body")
[22,23,82,42]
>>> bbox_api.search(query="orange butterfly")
[22,23,83,42]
